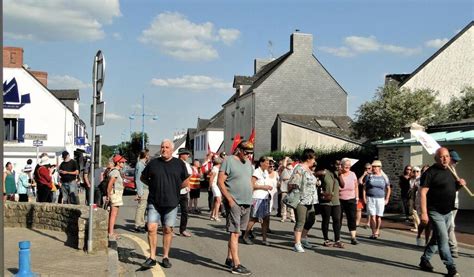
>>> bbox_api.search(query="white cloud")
[106,112,124,120]
[218,28,240,45]
[320,35,421,57]
[4,0,121,42]
[151,75,231,91]
[112,32,122,40]
[425,38,449,48]
[139,12,240,61]
[48,75,91,89]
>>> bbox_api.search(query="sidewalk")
[3,228,110,276]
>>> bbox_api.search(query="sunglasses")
[365,167,372,170]
[243,151,253,155]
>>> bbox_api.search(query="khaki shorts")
[110,189,123,207]
[225,203,250,233]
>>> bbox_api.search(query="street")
[114,192,474,277]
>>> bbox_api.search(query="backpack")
[99,168,118,196]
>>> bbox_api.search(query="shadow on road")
[170,247,230,273]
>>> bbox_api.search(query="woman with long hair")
[107,154,127,240]
[209,157,223,221]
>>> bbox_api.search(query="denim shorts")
[147,204,178,227]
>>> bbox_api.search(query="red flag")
[248,128,255,144]
[230,132,241,154]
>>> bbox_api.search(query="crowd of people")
[2,141,466,277]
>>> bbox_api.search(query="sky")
[3,0,473,145]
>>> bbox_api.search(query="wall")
[279,122,359,151]
[378,146,409,212]
[223,94,254,154]
[402,26,474,104]
[3,202,108,252]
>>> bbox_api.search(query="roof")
[223,52,291,106]
[206,109,224,129]
[374,118,474,146]
[399,21,474,87]
[233,75,256,88]
[278,114,363,144]
[50,89,80,100]
[173,135,187,151]
[197,118,211,132]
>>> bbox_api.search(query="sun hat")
[371,160,382,167]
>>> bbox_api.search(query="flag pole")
[447,165,474,197]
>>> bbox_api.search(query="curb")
[108,240,119,276]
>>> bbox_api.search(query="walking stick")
[447,165,474,197]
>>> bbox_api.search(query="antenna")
[268,40,274,59]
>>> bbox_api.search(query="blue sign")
[75,137,86,145]
[86,146,92,154]
[3,78,31,109]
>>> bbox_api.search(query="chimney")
[30,70,48,87]
[290,32,313,55]
[254,58,273,74]
[3,47,24,68]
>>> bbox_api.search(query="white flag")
[410,130,441,154]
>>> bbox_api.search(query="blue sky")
[4,0,473,145]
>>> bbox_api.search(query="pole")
[142,93,145,150]
[87,54,98,253]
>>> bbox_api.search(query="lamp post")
[131,93,157,150]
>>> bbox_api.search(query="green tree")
[352,84,442,141]
[101,144,116,166]
[441,87,474,122]
[122,132,149,166]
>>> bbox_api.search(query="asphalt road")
[114,192,474,277]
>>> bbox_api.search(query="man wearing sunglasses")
[218,140,254,275]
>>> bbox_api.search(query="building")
[222,32,349,157]
[386,21,474,104]
[374,121,474,210]
[193,110,224,161]
[3,47,88,171]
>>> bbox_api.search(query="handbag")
[282,189,301,209]
[51,181,57,192]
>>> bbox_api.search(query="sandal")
[323,240,333,247]
[333,241,345,248]
[108,233,121,240]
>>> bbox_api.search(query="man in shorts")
[218,140,254,275]
[140,139,190,269]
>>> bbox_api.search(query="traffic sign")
[90,101,106,126]
[24,133,47,140]
[33,140,43,147]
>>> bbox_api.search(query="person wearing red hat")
[107,154,127,240]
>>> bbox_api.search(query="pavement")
[3,190,473,277]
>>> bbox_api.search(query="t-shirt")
[421,164,457,214]
[339,171,357,200]
[109,168,124,191]
[280,168,293,192]
[220,156,254,205]
[59,159,78,183]
[135,160,147,196]
[320,171,340,206]
[399,175,411,198]
[252,167,270,199]
[365,174,389,198]
[180,161,193,195]
[142,157,189,209]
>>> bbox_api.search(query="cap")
[39,156,50,166]
[177,148,191,155]
[286,158,294,164]
[112,154,127,164]
[371,160,382,167]
[449,150,462,162]
[61,151,69,158]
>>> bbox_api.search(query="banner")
[410,129,441,154]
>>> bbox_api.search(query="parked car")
[123,169,136,194]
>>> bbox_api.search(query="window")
[4,118,17,141]
[201,134,206,151]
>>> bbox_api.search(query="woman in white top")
[209,157,223,221]
[242,156,273,246]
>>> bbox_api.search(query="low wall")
[3,202,108,252]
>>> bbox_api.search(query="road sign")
[24,133,47,140]
[94,135,102,169]
[33,140,43,147]
[90,101,106,126]
[94,50,106,98]
[75,137,86,145]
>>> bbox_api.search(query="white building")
[193,110,224,161]
[3,47,88,171]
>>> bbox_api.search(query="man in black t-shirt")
[418,147,466,276]
[140,139,190,269]
[59,151,79,204]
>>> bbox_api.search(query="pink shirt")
[339,171,357,200]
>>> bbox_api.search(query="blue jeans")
[61,181,79,204]
[421,210,455,269]
[147,204,178,227]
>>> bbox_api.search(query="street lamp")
[131,93,157,150]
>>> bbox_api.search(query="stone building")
[222,32,350,157]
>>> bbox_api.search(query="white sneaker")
[416,237,423,247]
[301,239,313,249]
[294,243,305,253]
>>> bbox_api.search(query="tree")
[441,87,474,122]
[121,132,149,166]
[352,84,442,141]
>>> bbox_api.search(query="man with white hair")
[140,139,190,269]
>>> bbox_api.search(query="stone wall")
[3,202,108,252]
[378,146,408,212]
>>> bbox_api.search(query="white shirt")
[252,167,271,199]
[180,161,193,195]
